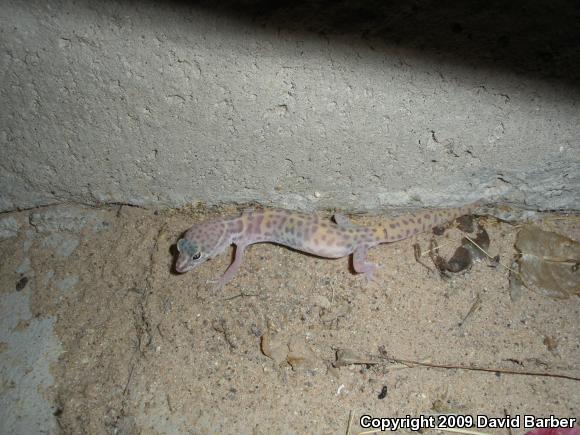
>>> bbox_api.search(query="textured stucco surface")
[1,0,579,212]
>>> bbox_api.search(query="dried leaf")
[515,226,580,299]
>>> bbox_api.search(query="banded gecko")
[175,203,481,287]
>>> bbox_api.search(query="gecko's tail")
[379,200,483,243]
[432,199,485,225]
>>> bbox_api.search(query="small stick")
[346,410,354,435]
[383,356,580,381]
[504,409,513,435]
[458,294,481,327]
[223,291,259,301]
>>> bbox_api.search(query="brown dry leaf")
[515,226,580,299]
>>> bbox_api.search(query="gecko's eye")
[191,251,202,260]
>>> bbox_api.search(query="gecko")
[175,203,481,287]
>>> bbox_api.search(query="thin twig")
[123,362,135,396]
[458,294,481,327]
[383,356,580,381]
[504,409,513,435]
[346,410,354,435]
[223,291,259,301]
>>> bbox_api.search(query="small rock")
[377,385,388,399]
[15,276,28,291]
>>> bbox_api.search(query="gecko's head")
[175,238,205,273]
[174,221,230,273]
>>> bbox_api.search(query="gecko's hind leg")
[353,245,380,283]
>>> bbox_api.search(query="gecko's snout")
[175,256,191,273]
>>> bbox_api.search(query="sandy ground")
[0,204,578,434]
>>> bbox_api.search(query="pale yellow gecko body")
[175,203,480,287]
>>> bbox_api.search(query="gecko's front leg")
[210,243,248,289]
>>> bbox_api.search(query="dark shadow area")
[173,0,580,86]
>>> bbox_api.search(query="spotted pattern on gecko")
[175,203,481,287]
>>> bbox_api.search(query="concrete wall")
[1,0,579,212]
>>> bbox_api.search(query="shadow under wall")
[166,0,580,87]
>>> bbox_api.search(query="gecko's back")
[237,208,362,258]
[236,203,479,258]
